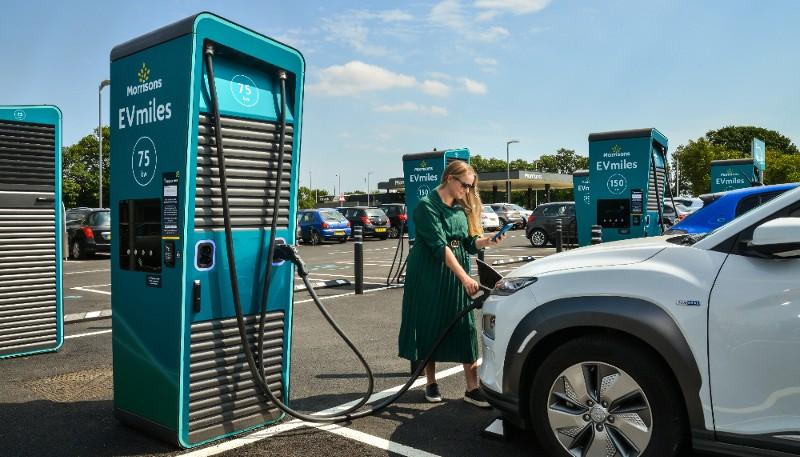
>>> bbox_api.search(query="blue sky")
[2,1,799,194]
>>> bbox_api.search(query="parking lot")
[1,232,704,457]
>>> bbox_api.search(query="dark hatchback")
[66,208,110,259]
[379,203,408,238]
[525,201,577,247]
[337,207,391,239]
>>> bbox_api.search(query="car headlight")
[493,276,537,295]
[482,313,495,340]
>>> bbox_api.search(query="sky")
[2,0,799,194]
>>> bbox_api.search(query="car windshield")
[321,211,347,222]
[509,204,524,211]
[366,209,386,217]
[483,205,494,212]
[92,212,111,225]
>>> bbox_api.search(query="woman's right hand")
[461,276,480,296]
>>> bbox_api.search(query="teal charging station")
[402,148,469,240]
[571,170,591,246]
[0,106,63,359]
[710,157,762,192]
[583,128,669,245]
[109,13,304,447]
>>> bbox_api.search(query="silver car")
[490,203,525,228]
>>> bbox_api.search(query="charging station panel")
[402,148,469,240]
[583,128,668,245]
[710,158,757,193]
[110,13,304,447]
[571,170,590,246]
[0,106,63,359]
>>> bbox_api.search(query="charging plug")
[273,243,308,277]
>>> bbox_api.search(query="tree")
[706,126,798,155]
[62,126,109,208]
[673,126,798,195]
[298,186,316,209]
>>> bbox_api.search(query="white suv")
[479,186,800,457]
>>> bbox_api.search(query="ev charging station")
[571,170,591,247]
[109,13,303,447]
[582,128,669,245]
[0,106,63,359]
[402,148,469,240]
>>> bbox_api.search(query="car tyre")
[529,229,549,248]
[339,237,347,243]
[529,335,686,457]
[310,231,321,246]
[70,240,85,260]
[389,226,400,239]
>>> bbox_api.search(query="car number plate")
[375,227,387,233]
[334,230,345,235]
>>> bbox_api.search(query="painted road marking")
[65,329,112,339]
[72,286,111,296]
[63,268,110,275]
[181,363,469,457]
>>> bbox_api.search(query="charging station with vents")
[0,106,63,359]
[109,13,304,447]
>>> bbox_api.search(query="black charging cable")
[204,43,490,424]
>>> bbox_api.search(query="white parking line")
[63,268,110,275]
[304,272,390,281]
[181,363,468,457]
[65,329,112,339]
[72,286,111,296]
[310,423,438,457]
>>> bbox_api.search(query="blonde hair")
[441,160,484,237]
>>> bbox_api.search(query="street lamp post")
[506,139,520,202]
[366,172,373,207]
[98,79,110,208]
[335,173,342,204]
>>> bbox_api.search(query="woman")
[398,160,505,407]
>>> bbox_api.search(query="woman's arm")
[475,233,506,250]
[444,246,479,295]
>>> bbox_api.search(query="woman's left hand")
[478,233,505,250]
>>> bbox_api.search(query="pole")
[98,79,110,208]
[505,140,519,202]
[354,226,364,294]
[367,172,373,207]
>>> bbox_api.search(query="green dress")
[398,190,479,363]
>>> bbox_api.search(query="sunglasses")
[452,176,475,191]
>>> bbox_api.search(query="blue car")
[298,209,351,244]
[666,183,799,235]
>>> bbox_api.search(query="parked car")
[66,208,110,259]
[662,201,691,227]
[525,202,576,247]
[671,196,704,213]
[479,185,800,457]
[665,183,799,235]
[508,203,533,227]
[482,205,500,231]
[379,203,408,238]
[298,209,351,245]
[338,207,390,239]
[490,203,525,228]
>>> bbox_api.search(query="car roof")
[699,183,800,204]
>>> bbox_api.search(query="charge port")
[195,241,215,270]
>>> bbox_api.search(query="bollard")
[555,218,563,253]
[354,225,364,294]
[591,225,602,245]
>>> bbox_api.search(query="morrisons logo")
[127,63,163,96]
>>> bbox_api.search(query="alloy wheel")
[547,361,653,457]
[530,230,547,247]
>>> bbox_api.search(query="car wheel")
[530,335,686,457]
[389,226,400,238]
[310,231,321,246]
[70,240,84,260]
[529,229,548,248]
[339,237,347,243]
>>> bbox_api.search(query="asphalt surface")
[1,231,706,456]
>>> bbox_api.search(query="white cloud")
[429,71,454,81]
[375,102,449,116]
[421,80,451,97]
[321,9,413,56]
[474,0,552,15]
[430,0,468,30]
[477,26,510,41]
[476,10,499,21]
[308,61,417,96]
[475,57,498,66]
[462,78,488,94]
[374,9,414,22]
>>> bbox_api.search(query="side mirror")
[749,218,800,258]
